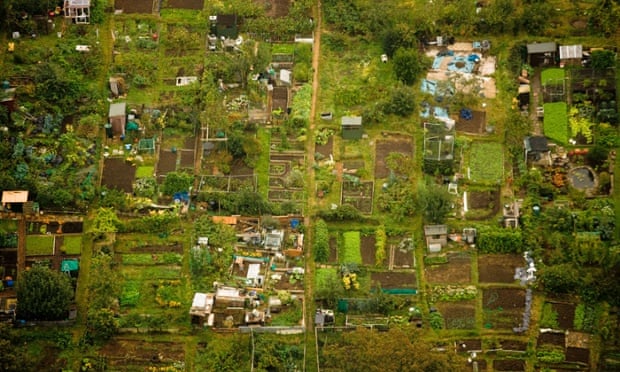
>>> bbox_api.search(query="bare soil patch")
[478,254,523,284]
[179,149,195,169]
[341,180,374,214]
[315,136,333,158]
[360,235,376,266]
[370,271,416,289]
[230,160,254,176]
[374,136,414,178]
[426,252,471,284]
[550,302,576,330]
[392,246,414,268]
[566,347,589,364]
[493,359,525,371]
[166,0,204,9]
[483,288,525,329]
[115,0,157,14]
[456,110,486,134]
[500,339,528,351]
[467,188,501,220]
[537,332,565,348]
[157,150,177,179]
[101,158,137,193]
[328,236,338,263]
[437,301,476,329]
[260,0,292,18]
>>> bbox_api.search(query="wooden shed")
[341,116,363,140]
[108,102,126,138]
[424,224,448,252]
[526,42,557,67]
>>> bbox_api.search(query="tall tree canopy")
[16,265,73,320]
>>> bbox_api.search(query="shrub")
[477,228,523,253]
[429,312,444,330]
[314,219,330,263]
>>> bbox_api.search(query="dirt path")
[530,70,542,135]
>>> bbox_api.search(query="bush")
[314,219,330,263]
[429,312,444,330]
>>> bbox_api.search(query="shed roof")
[2,190,28,204]
[524,136,549,153]
[212,215,237,225]
[341,116,362,127]
[559,45,583,60]
[424,225,448,236]
[66,0,91,6]
[526,42,557,54]
[109,102,126,118]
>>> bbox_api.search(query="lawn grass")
[135,165,155,178]
[340,231,362,264]
[26,235,54,255]
[62,235,82,255]
[316,267,339,291]
[121,265,182,280]
[541,68,566,86]
[122,253,182,265]
[544,102,568,144]
[469,142,504,184]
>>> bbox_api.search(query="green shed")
[341,116,363,140]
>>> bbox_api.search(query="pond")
[568,166,597,190]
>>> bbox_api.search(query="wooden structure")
[108,102,126,138]
[559,45,583,66]
[64,0,91,24]
[526,42,557,67]
[424,224,448,253]
[341,116,363,140]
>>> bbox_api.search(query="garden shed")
[526,42,557,66]
[1,190,28,211]
[341,116,363,140]
[424,225,448,252]
[64,0,91,24]
[559,45,583,65]
[108,102,126,138]
[523,136,550,164]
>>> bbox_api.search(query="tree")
[383,85,416,117]
[16,265,73,320]
[416,183,453,224]
[161,171,194,196]
[89,207,122,241]
[392,48,427,85]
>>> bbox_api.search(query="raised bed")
[492,359,525,371]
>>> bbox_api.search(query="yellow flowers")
[342,273,360,290]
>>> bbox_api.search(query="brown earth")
[166,0,204,9]
[537,332,566,348]
[360,235,376,266]
[374,136,414,178]
[98,339,185,366]
[437,301,476,329]
[493,359,525,371]
[499,339,528,351]
[467,188,501,220]
[456,110,486,134]
[392,246,414,268]
[328,236,338,263]
[483,288,525,329]
[101,158,137,193]
[370,271,416,289]
[566,347,590,364]
[550,301,576,330]
[478,254,523,284]
[426,252,471,284]
[114,0,157,14]
[315,136,333,158]
[156,150,177,179]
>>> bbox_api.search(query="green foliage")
[317,204,364,222]
[16,265,73,320]
[161,172,193,196]
[289,84,312,128]
[569,107,594,143]
[573,303,603,332]
[538,263,580,294]
[590,50,616,70]
[417,183,453,224]
[469,142,504,183]
[341,231,362,264]
[430,285,477,302]
[120,280,141,307]
[393,48,427,85]
[129,213,180,234]
[25,235,54,255]
[429,311,445,330]
[87,308,119,341]
[424,255,448,265]
[477,227,523,253]
[89,208,122,241]
[88,254,122,310]
[383,85,416,117]
[375,226,387,267]
[314,219,330,263]
[537,349,565,363]
[377,178,416,221]
[61,235,82,255]
[194,333,251,371]
[540,303,560,328]
[541,68,565,86]
[543,102,568,144]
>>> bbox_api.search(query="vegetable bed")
[340,231,362,264]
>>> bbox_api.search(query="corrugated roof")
[1,190,28,204]
[559,45,582,60]
[108,102,126,118]
[212,216,238,225]
[424,225,448,235]
[341,116,362,126]
[526,42,556,54]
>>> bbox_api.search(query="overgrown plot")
[426,253,471,284]
[468,142,503,183]
[374,136,414,178]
